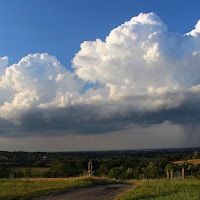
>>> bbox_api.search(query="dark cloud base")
[1,96,200,137]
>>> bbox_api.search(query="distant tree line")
[0,150,200,179]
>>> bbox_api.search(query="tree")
[145,162,158,178]
[97,163,110,176]
[108,167,123,180]
[165,163,175,172]
[125,168,134,179]
[193,151,200,159]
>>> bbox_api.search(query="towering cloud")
[0,53,83,122]
[1,13,200,136]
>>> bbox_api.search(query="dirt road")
[32,183,132,200]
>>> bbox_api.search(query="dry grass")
[173,159,200,165]
[23,176,109,181]
[173,161,186,164]
[10,167,50,172]
[187,159,200,164]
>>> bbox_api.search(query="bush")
[0,164,10,179]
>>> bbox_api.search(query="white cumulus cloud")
[1,12,200,136]
[0,53,83,121]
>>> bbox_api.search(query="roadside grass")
[123,179,139,184]
[115,179,200,200]
[0,177,116,200]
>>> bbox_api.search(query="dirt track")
[32,183,132,200]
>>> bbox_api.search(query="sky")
[1,0,200,151]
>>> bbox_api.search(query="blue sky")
[1,0,200,68]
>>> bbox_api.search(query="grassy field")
[0,177,115,200]
[10,168,50,177]
[115,179,200,200]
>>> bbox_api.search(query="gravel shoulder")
[31,182,133,200]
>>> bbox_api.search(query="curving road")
[32,183,133,200]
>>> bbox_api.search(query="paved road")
[32,183,132,200]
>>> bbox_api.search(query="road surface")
[32,183,132,200]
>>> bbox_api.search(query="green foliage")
[25,168,32,178]
[10,171,25,179]
[0,149,200,180]
[164,163,175,172]
[144,162,158,178]
[193,151,200,159]
[50,158,88,178]
[0,165,9,179]
[108,167,123,180]
[124,167,141,180]
[125,168,135,179]
[97,163,111,176]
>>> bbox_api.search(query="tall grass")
[0,177,115,200]
[116,179,200,200]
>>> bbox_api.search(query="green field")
[0,177,115,200]
[115,179,200,200]
[10,168,50,178]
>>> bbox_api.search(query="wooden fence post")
[171,169,173,180]
[182,167,185,179]
[167,170,169,180]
